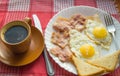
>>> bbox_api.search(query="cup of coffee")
[0,17,31,54]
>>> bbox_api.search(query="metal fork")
[104,14,119,50]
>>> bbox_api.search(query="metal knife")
[32,14,55,76]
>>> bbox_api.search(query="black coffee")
[4,25,28,43]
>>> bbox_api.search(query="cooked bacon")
[70,20,78,27]
[53,21,71,32]
[58,46,72,62]
[70,14,87,27]
[57,39,68,48]
[50,46,61,56]
[69,14,87,32]
[63,31,69,38]
[51,32,69,48]
[50,46,72,62]
[75,24,86,32]
[71,14,86,22]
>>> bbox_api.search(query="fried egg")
[69,29,100,60]
[85,19,112,50]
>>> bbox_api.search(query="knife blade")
[32,14,55,76]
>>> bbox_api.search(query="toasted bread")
[72,56,104,76]
[87,50,120,72]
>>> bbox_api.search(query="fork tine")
[104,14,114,26]
[105,14,110,25]
[105,14,109,25]
[104,14,109,26]
[109,14,114,24]
[107,14,114,25]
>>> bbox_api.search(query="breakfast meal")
[49,13,119,75]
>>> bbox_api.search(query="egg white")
[85,19,112,50]
[69,29,100,60]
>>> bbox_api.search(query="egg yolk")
[93,26,107,38]
[80,44,95,58]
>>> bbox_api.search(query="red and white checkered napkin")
[0,0,119,76]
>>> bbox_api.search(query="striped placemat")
[0,0,119,76]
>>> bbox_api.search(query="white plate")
[45,6,120,75]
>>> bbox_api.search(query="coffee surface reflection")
[4,25,28,43]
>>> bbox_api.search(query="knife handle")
[43,47,55,76]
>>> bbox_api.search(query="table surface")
[0,0,120,76]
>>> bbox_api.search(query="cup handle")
[24,17,32,26]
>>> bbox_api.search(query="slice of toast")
[72,56,104,76]
[87,50,120,72]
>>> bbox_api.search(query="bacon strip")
[51,31,69,48]
[70,14,87,32]
[50,46,72,62]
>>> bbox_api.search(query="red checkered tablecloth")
[0,0,120,76]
